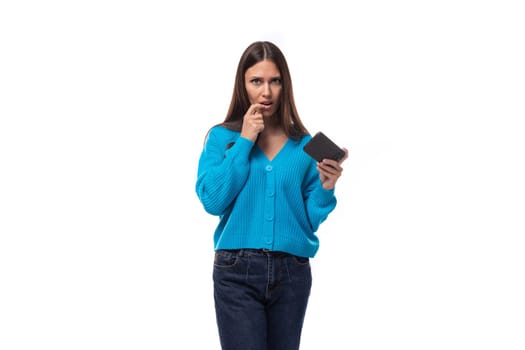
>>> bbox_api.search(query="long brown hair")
[221,41,309,140]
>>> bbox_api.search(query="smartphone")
[303,132,345,162]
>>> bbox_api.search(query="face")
[244,59,282,117]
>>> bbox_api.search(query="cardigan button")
[265,165,273,171]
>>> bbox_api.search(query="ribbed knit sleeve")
[195,126,254,216]
[303,159,337,232]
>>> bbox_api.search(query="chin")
[263,109,275,117]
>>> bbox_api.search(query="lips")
[261,102,273,110]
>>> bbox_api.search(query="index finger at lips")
[251,103,266,115]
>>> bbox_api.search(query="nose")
[262,82,272,97]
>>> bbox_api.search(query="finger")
[321,159,342,171]
[245,104,257,116]
[251,103,267,115]
[339,148,349,163]
[248,104,257,115]
[318,163,340,177]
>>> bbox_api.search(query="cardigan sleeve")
[303,161,337,232]
[195,127,254,216]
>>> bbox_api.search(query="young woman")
[195,41,348,350]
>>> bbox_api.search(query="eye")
[250,78,262,85]
[271,78,282,85]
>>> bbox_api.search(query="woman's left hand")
[317,148,349,190]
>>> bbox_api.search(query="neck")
[263,115,281,131]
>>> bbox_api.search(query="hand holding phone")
[303,132,345,162]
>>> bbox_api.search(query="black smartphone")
[303,132,345,162]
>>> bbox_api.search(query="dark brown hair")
[220,41,309,139]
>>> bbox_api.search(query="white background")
[1,1,524,349]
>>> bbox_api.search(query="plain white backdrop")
[1,1,524,349]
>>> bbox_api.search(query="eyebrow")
[248,75,281,80]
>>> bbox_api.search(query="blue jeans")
[213,249,312,350]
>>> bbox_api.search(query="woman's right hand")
[240,104,265,142]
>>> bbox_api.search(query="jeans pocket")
[291,255,310,266]
[214,250,239,268]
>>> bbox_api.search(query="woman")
[195,41,348,350]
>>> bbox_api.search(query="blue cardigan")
[195,126,337,257]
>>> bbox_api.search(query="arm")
[303,165,338,232]
[303,148,349,231]
[195,127,254,216]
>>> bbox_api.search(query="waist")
[219,248,294,257]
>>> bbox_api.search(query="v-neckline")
[256,138,289,162]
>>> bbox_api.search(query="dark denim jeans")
[213,249,312,350]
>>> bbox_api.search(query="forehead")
[245,60,280,77]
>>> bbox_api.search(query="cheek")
[273,88,282,101]
[245,86,255,101]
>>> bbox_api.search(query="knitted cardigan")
[195,126,337,257]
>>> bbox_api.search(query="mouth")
[261,102,273,110]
